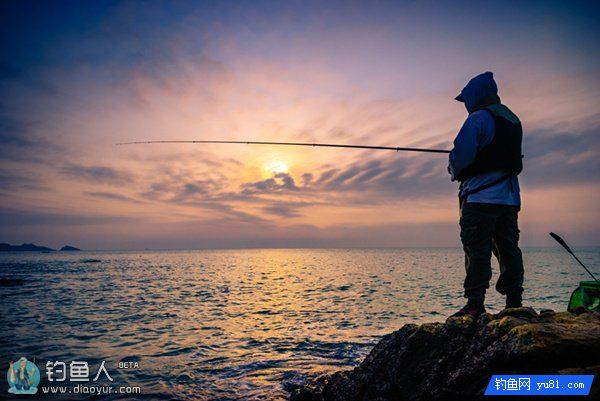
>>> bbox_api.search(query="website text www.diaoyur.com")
[41,384,141,395]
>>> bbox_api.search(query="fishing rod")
[116,140,451,154]
[550,232,599,283]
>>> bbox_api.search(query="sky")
[0,0,599,249]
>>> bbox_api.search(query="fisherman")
[448,72,524,318]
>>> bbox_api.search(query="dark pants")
[459,202,524,299]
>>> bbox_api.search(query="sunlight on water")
[1,248,598,400]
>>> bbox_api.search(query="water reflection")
[1,248,597,400]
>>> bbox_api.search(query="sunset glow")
[0,1,598,249]
[264,160,290,176]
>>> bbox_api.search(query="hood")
[455,72,500,113]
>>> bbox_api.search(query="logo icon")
[7,357,40,394]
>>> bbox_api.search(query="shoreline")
[289,308,600,400]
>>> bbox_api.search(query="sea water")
[1,248,598,400]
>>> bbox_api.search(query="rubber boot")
[506,291,523,309]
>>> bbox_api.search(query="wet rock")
[289,309,600,401]
[492,306,538,319]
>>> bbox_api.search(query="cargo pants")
[459,202,524,299]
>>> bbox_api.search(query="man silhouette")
[448,72,524,318]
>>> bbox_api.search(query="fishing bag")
[568,281,600,312]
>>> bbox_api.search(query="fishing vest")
[456,103,523,182]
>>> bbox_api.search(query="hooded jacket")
[448,72,521,205]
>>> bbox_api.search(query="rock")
[289,308,600,401]
[492,306,538,319]
[60,245,81,251]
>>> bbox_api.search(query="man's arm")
[448,113,486,181]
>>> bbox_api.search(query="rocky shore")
[289,308,600,400]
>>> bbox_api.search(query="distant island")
[0,243,81,252]
[0,243,54,252]
[60,245,81,251]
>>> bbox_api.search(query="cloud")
[61,163,133,185]
[0,116,62,163]
[84,191,142,203]
[198,202,267,223]
[297,117,600,202]
[0,208,135,226]
[140,176,225,202]
[240,173,299,195]
[0,126,31,147]
[261,201,310,218]
[307,155,453,201]
[316,168,340,184]
[0,170,48,192]
[137,169,315,221]
[173,179,224,201]
[521,123,600,187]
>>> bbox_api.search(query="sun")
[264,160,289,176]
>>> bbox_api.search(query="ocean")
[1,248,598,400]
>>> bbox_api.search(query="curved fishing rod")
[116,140,451,154]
